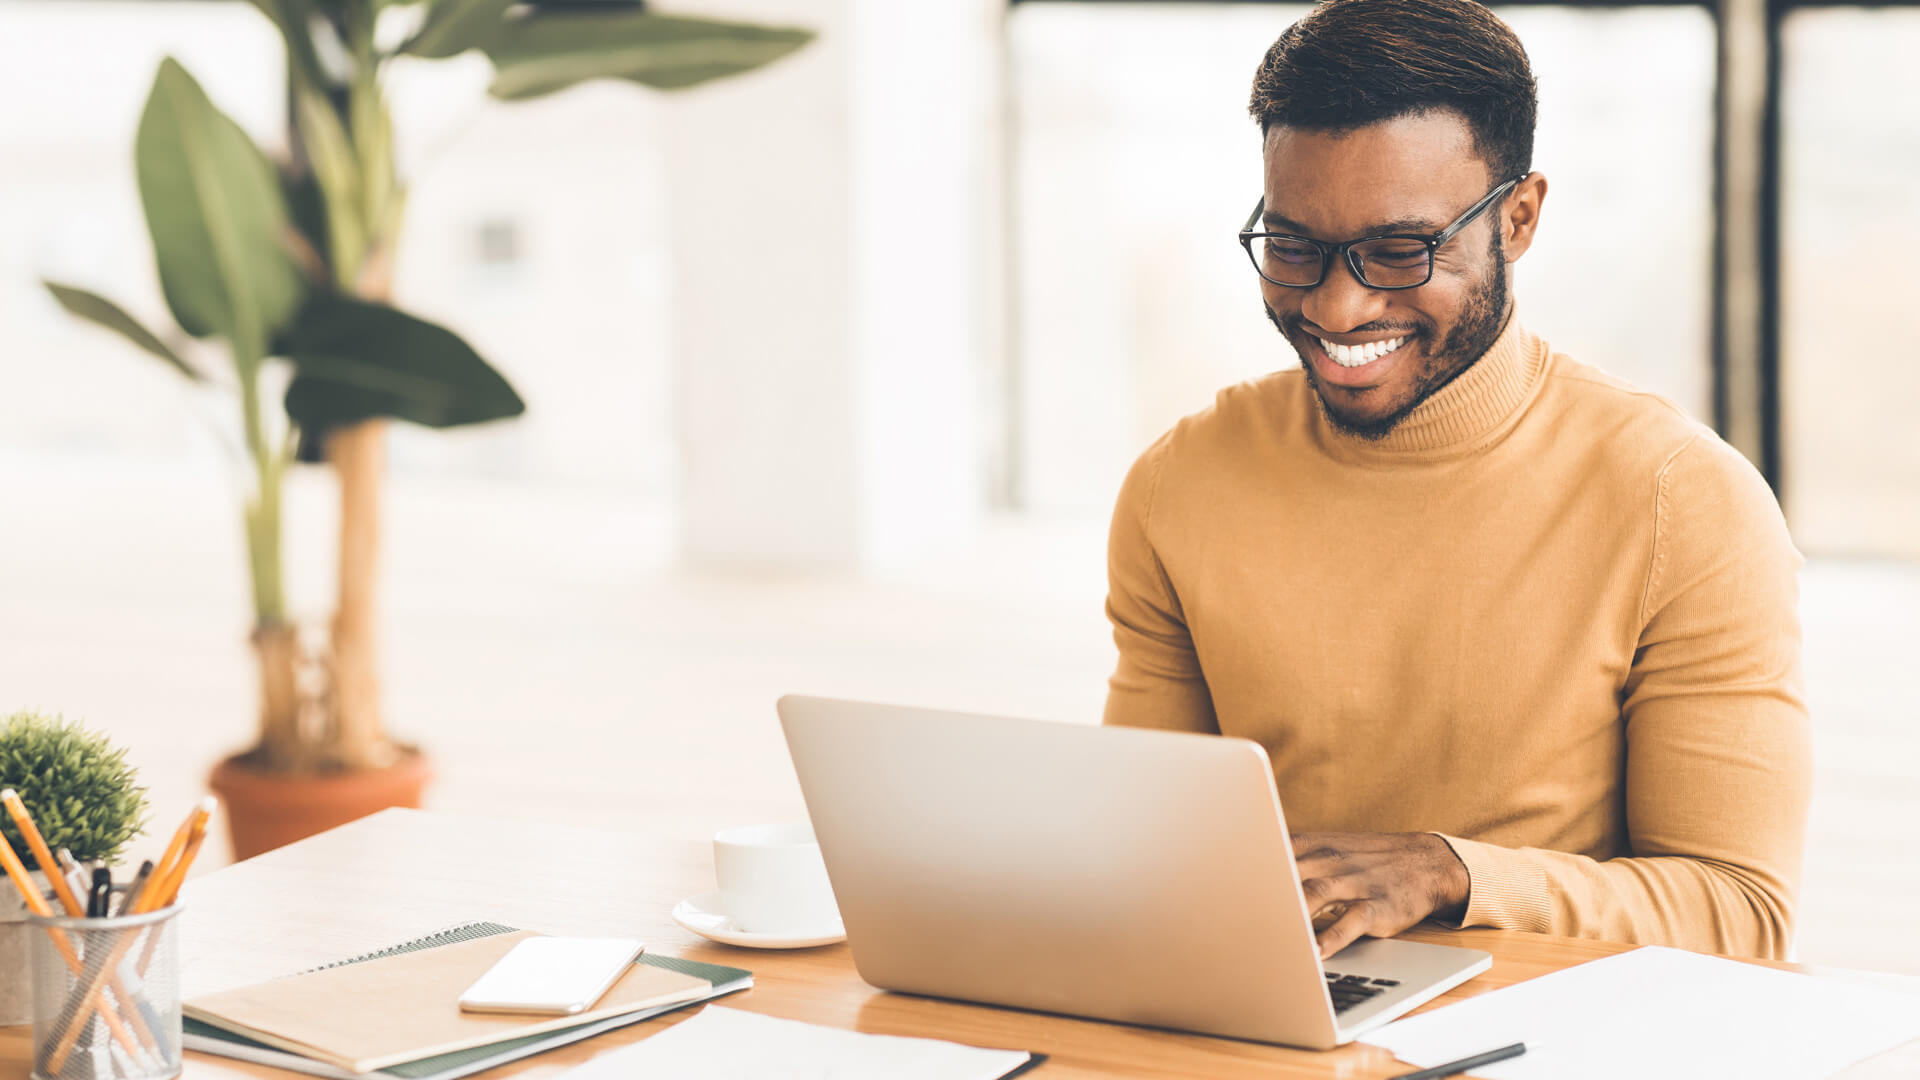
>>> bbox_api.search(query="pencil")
[160,799,213,904]
[45,796,217,1073]
[117,859,156,919]
[128,857,167,977]
[0,805,154,1064]
[0,812,58,920]
[146,803,199,896]
[147,796,215,909]
[1,790,88,917]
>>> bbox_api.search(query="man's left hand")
[1291,832,1471,959]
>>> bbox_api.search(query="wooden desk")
[4,809,1915,1078]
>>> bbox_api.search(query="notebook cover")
[184,928,716,1073]
[183,924,753,1080]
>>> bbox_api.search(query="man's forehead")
[1260,113,1491,237]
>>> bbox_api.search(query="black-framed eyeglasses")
[1237,175,1526,290]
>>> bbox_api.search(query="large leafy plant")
[42,1,811,774]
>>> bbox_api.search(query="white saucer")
[671,892,846,949]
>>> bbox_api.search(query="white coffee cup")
[712,823,841,936]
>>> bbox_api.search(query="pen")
[1388,1040,1529,1080]
[88,866,114,918]
[57,848,89,905]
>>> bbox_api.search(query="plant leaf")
[280,165,334,279]
[42,281,203,381]
[295,87,365,291]
[401,0,515,59]
[482,12,814,101]
[137,58,305,366]
[243,0,327,92]
[349,78,398,256]
[277,292,525,429]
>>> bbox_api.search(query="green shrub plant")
[0,711,148,870]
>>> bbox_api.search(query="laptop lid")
[776,694,1344,1048]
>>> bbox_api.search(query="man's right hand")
[1292,831,1470,958]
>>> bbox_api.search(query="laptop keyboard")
[1325,971,1399,1013]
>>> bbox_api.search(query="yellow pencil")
[130,801,215,983]
[145,804,199,897]
[0,808,60,921]
[3,790,92,918]
[0,803,153,1063]
[144,796,215,911]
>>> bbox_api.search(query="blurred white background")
[1,0,1915,974]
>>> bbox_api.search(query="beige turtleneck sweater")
[1103,317,1810,959]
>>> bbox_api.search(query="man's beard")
[1267,230,1510,441]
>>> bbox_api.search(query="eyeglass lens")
[1250,236,1431,288]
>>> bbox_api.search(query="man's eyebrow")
[1259,210,1443,238]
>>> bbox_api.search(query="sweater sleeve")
[1102,436,1219,735]
[1437,433,1812,959]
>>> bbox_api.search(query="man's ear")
[1502,172,1548,262]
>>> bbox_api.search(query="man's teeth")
[1316,335,1407,368]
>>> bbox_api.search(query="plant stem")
[327,418,391,769]
[237,336,304,766]
[237,348,286,626]
[252,622,303,768]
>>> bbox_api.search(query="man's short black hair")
[1249,0,1538,183]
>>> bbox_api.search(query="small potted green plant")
[0,711,149,1025]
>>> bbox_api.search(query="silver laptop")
[776,695,1491,1049]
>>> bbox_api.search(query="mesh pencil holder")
[26,904,183,1080]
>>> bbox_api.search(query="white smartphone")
[457,936,645,1015]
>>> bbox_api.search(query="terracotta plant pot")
[208,749,432,861]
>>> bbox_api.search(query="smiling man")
[1103,0,1811,961]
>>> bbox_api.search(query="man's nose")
[1298,257,1387,334]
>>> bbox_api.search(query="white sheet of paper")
[559,1005,1034,1080]
[1363,946,1920,1080]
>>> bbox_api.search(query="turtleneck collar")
[1307,311,1548,463]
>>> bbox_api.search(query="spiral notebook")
[183,922,752,1079]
